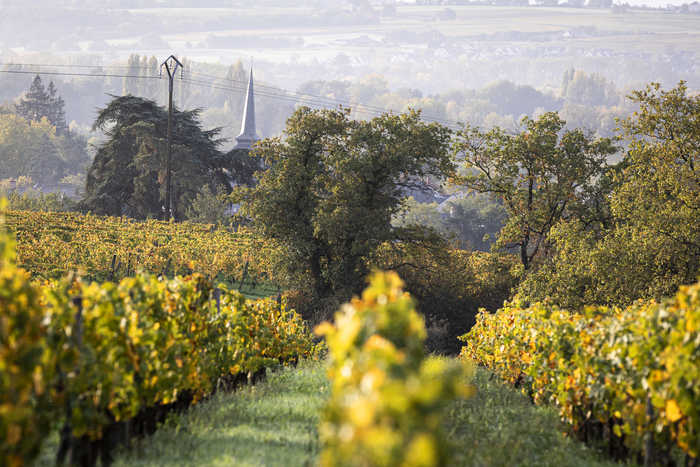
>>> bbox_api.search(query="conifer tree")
[46,80,67,135]
[15,75,51,123]
[81,95,248,220]
[15,75,68,135]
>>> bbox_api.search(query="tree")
[613,81,700,282]
[45,80,67,135]
[518,82,700,309]
[452,112,620,270]
[15,75,67,135]
[81,95,247,220]
[475,80,561,119]
[0,114,56,179]
[184,184,230,225]
[27,133,67,185]
[233,106,454,301]
[442,193,508,252]
[122,53,141,97]
[392,193,507,252]
[561,69,619,107]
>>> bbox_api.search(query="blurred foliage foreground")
[316,271,475,467]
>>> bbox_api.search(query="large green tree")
[519,81,700,309]
[452,112,620,270]
[233,106,454,300]
[81,95,250,220]
[0,114,55,179]
[614,81,700,262]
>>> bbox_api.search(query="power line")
[0,62,136,70]
[188,69,460,127]
[180,76,459,127]
[0,64,462,129]
[0,68,154,80]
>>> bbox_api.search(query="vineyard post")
[109,254,117,280]
[237,260,249,293]
[644,394,654,467]
[56,296,84,465]
[112,262,121,281]
[71,296,83,349]
[162,257,172,277]
[213,288,221,313]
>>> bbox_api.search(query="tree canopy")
[15,75,67,135]
[233,106,454,301]
[81,95,252,220]
[519,81,700,308]
[452,112,620,269]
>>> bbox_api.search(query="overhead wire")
[0,63,463,129]
[188,69,461,127]
[179,75,460,127]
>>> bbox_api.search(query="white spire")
[234,67,260,150]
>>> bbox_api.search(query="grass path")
[34,359,617,467]
[112,362,328,467]
[445,365,616,467]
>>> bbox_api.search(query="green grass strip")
[113,360,328,467]
[444,364,617,467]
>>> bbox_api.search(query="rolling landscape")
[1,1,700,466]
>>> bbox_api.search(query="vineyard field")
[460,283,700,465]
[0,216,316,466]
[0,210,279,286]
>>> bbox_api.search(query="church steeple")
[234,68,260,150]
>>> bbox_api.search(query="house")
[689,1,700,12]
[434,48,452,59]
[8,182,81,199]
[494,45,520,56]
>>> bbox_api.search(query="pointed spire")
[234,67,260,150]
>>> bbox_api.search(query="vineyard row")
[460,283,700,465]
[1,226,317,467]
[0,210,278,284]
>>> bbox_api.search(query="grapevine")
[460,286,700,462]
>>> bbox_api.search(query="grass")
[214,275,282,301]
[112,360,328,467]
[33,358,621,467]
[444,365,617,467]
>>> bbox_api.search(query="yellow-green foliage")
[460,281,700,458]
[38,274,316,440]
[316,271,474,467]
[0,213,52,467]
[1,215,317,462]
[1,209,278,283]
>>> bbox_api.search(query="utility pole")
[159,55,183,222]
